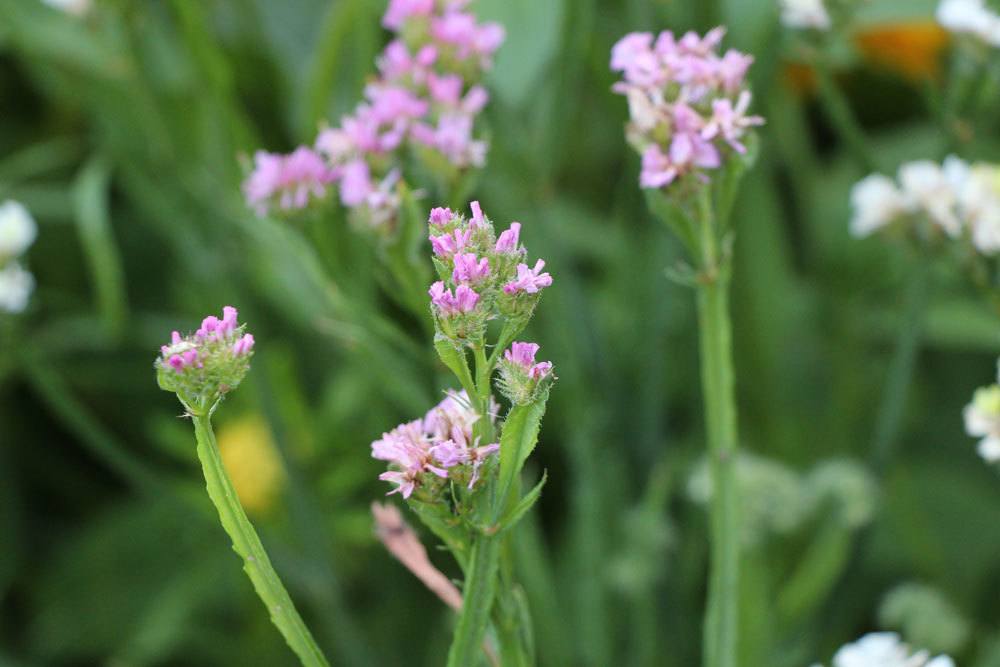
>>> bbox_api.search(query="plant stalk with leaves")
[611,26,763,667]
[155,307,329,667]
[370,202,555,666]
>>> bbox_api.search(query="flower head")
[849,157,1000,255]
[965,381,1000,463]
[427,201,552,344]
[849,174,910,237]
[779,0,831,30]
[611,27,763,191]
[155,306,255,411]
[372,390,498,498]
[243,148,336,216]
[0,263,35,314]
[503,260,553,295]
[824,632,954,667]
[0,200,37,261]
[244,0,504,230]
[498,341,555,405]
[937,0,1000,47]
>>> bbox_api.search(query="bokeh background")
[2,0,1000,665]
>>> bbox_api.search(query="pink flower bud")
[495,222,521,253]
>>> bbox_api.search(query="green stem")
[870,265,928,473]
[814,60,877,173]
[447,342,509,666]
[695,196,740,667]
[191,414,329,667]
[447,532,502,667]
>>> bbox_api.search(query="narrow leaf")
[494,471,547,535]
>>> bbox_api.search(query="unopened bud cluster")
[155,306,255,412]
[427,201,552,345]
[497,341,554,406]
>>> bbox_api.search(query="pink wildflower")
[428,206,454,226]
[503,260,553,295]
[452,253,491,284]
[429,228,473,258]
[504,341,554,380]
[429,281,480,315]
[495,222,521,253]
[383,0,434,30]
[243,147,335,216]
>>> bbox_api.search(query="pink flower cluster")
[372,390,499,498]
[242,148,337,217]
[610,27,763,189]
[243,0,504,224]
[160,306,255,374]
[426,201,552,331]
[504,341,553,380]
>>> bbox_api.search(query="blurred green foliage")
[2,0,1000,665]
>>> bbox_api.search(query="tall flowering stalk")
[371,202,554,666]
[611,27,763,667]
[155,308,329,667]
[241,0,504,320]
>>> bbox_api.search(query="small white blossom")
[898,161,963,237]
[0,262,35,314]
[0,200,37,261]
[849,174,909,237]
[957,164,1000,254]
[964,380,1000,463]
[937,0,1000,47]
[779,0,831,30]
[822,632,954,667]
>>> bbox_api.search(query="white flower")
[826,632,954,667]
[965,381,1000,463]
[898,161,963,237]
[779,0,831,30]
[956,164,1000,254]
[0,262,35,314]
[937,0,1000,46]
[849,174,908,237]
[0,200,37,261]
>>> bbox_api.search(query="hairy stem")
[191,414,329,667]
[696,195,740,667]
[447,531,502,667]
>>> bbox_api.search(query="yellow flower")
[217,415,286,516]
[855,20,950,82]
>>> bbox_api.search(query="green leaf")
[476,0,566,107]
[493,471,547,535]
[644,188,699,257]
[73,156,128,338]
[433,336,477,399]
[495,398,548,520]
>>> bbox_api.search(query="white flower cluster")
[0,200,37,314]
[937,0,1000,47]
[964,365,1000,463]
[779,0,831,30]
[850,156,1000,254]
[815,632,954,667]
